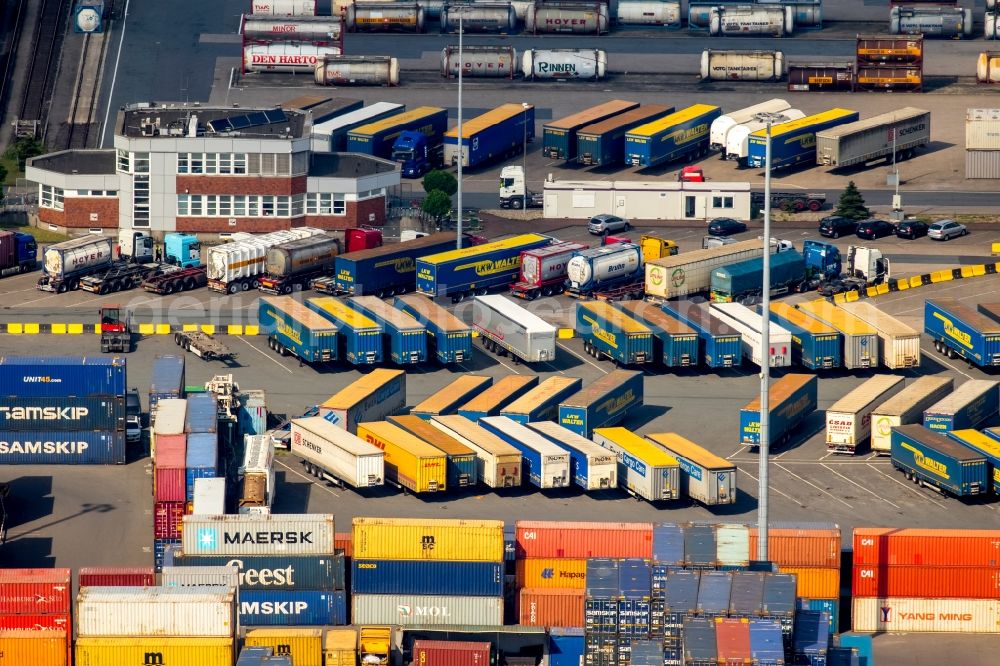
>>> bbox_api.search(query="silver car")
[588,214,630,235]
[927,219,967,241]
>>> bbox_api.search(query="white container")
[838,300,922,369]
[431,415,523,488]
[528,421,616,490]
[252,0,319,16]
[153,399,187,436]
[243,43,342,73]
[480,416,570,489]
[645,240,772,300]
[207,228,326,291]
[709,98,790,150]
[591,427,680,501]
[525,1,610,34]
[314,55,400,86]
[644,433,736,506]
[353,594,503,626]
[193,477,227,515]
[472,295,557,363]
[870,376,954,454]
[700,50,785,82]
[318,369,406,434]
[521,48,607,80]
[709,5,793,37]
[889,6,972,39]
[966,108,1000,151]
[724,109,805,160]
[242,16,343,43]
[853,597,1000,633]
[825,375,906,454]
[181,513,336,556]
[440,45,517,78]
[290,416,385,488]
[709,302,792,368]
[76,586,236,637]
[616,0,681,26]
[241,434,275,475]
[161,565,241,589]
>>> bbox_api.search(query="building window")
[133,175,150,227]
[177,194,189,216]
[306,193,346,215]
[712,196,734,209]
[291,193,305,217]
[40,185,64,210]
[175,194,303,218]
[178,152,247,175]
[133,153,150,174]
[116,150,130,173]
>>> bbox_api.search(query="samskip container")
[748,619,784,663]
[729,571,766,615]
[352,594,503,626]
[0,396,125,432]
[74,637,234,666]
[0,568,71,614]
[852,564,1000,599]
[78,566,155,587]
[167,552,345,590]
[181,514,336,556]
[697,571,734,616]
[852,527,1000,567]
[516,558,587,589]
[685,523,717,567]
[0,355,126,398]
[852,597,1000,633]
[245,628,323,666]
[240,590,347,626]
[586,558,620,597]
[515,520,654,559]
[352,516,504,561]
[519,588,585,628]
[0,630,66,666]
[0,429,126,464]
[412,640,492,666]
[75,586,235,637]
[351,559,503,596]
[683,617,718,662]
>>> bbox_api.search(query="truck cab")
[117,230,154,263]
[499,165,543,209]
[846,246,890,285]
[391,130,443,178]
[164,233,202,268]
[345,228,383,252]
[801,240,842,289]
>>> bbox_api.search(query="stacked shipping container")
[0,568,72,666]
[855,34,924,92]
[965,108,1000,179]
[153,398,188,571]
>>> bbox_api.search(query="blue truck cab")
[801,240,841,283]
[164,233,202,268]
[391,130,444,178]
[0,231,37,275]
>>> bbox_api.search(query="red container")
[749,526,841,568]
[853,528,1000,567]
[852,564,1000,599]
[715,617,752,665]
[515,521,653,559]
[0,569,71,615]
[335,531,353,558]
[518,588,585,628]
[79,566,155,587]
[154,434,186,467]
[154,502,185,539]
[412,640,491,666]
[0,614,69,630]
[154,467,186,503]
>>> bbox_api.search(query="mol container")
[725,109,806,162]
[576,104,674,167]
[616,0,681,26]
[353,594,501,626]
[331,231,455,296]
[457,375,538,422]
[306,296,383,365]
[839,300,921,369]
[709,98,790,150]
[709,302,792,368]
[528,420,616,490]
[816,108,931,168]
[444,103,536,169]
[575,301,653,366]
[624,104,721,168]
[318,368,406,433]
[646,433,736,506]
[416,233,550,300]
[181,513,336,556]
[593,427,680,502]
[348,296,427,365]
[290,417,386,488]
[480,416,571,488]
[394,294,473,364]
[925,298,1000,368]
[412,375,493,420]
[949,429,1000,494]
[259,295,339,364]
[616,300,698,368]
[243,43,341,73]
[315,55,400,86]
[0,355,126,399]
[644,239,767,301]
[76,586,236,637]
[891,424,988,497]
[525,1,610,34]
[522,48,607,80]
[351,516,504,561]
[797,299,879,370]
[740,373,817,449]
[440,4,517,33]
[430,415,523,488]
[768,302,841,370]
[557,369,643,438]
[472,294,557,363]
[870,376,954,455]
[825,374,906,454]
[356,421,448,493]
[708,5,793,37]
[511,241,589,300]
[700,50,785,81]
[387,414,478,488]
[346,1,425,32]
[544,100,640,162]
[501,376,583,424]
[661,301,742,369]
[923,379,999,432]
[890,6,972,38]
[747,108,860,170]
[440,45,517,79]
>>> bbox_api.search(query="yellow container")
[0,630,66,666]
[353,517,504,561]
[325,627,359,666]
[356,422,448,493]
[516,558,587,589]
[75,637,234,666]
[358,626,391,666]
[781,566,840,599]
[246,628,323,666]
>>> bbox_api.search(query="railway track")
[18,0,70,135]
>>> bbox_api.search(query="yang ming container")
[923,379,999,432]
[393,294,473,364]
[351,516,504,561]
[239,589,346,626]
[318,368,406,434]
[0,429,126,465]
[166,552,344,590]
[0,355,126,399]
[557,369,643,438]
[501,376,583,423]
[352,594,502,626]
[645,433,736,506]
[870,376,953,454]
[839,300,921,369]
[181,514,336,556]
[592,427,681,502]
[528,420,617,490]
[515,520,654,559]
[74,637,234,666]
[412,375,493,420]
[457,375,539,422]
[352,559,502,596]
[852,597,1000,633]
[431,415,523,488]
[480,416,570,488]
[388,414,478,488]
[76,586,235,637]
[356,421,448,493]
[825,374,906,454]
[0,396,125,432]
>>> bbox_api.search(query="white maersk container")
[521,48,607,80]
[837,300,921,369]
[431,415,523,488]
[700,50,785,83]
[645,240,773,300]
[290,417,385,488]
[353,594,503,626]
[193,477,227,515]
[207,228,326,293]
[709,98,790,150]
[480,416,570,489]
[527,420,616,490]
[725,109,805,160]
[870,376,954,455]
[181,513,336,556]
[709,5,793,37]
[615,0,681,27]
[825,374,906,454]
[709,302,792,368]
[472,295,557,363]
[76,586,236,637]
[853,597,1000,633]
[161,565,241,589]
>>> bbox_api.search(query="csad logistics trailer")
[393,294,473,364]
[890,424,988,498]
[740,373,817,449]
[592,427,681,502]
[624,104,722,168]
[870,376,953,455]
[416,234,551,301]
[825,374,906,454]
[747,108,860,170]
[258,295,339,363]
[346,106,448,159]
[348,296,428,365]
[925,298,1000,368]
[576,104,674,167]
[557,369,644,439]
[645,433,736,506]
[528,420,617,490]
[661,302,742,369]
[923,379,999,433]
[543,99,639,161]
[445,103,535,169]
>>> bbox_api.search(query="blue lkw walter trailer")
[624,104,722,168]
[348,295,427,365]
[661,302,742,369]
[445,103,536,168]
[330,231,458,296]
[258,295,339,364]
[924,298,1000,368]
[557,369,644,438]
[616,300,699,368]
[306,296,383,365]
[747,108,859,169]
[891,424,988,497]
[768,302,842,370]
[393,294,473,364]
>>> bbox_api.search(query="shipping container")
[549,628,585,666]
[185,432,219,500]
[768,301,841,370]
[715,524,750,568]
[787,61,854,92]
[710,99,791,150]
[761,573,797,618]
[715,617,752,665]
[576,105,675,167]
[353,559,502,596]
[167,552,345,590]
[184,392,217,433]
[825,374,906,454]
[856,34,924,63]
[683,617,718,664]
[352,516,504,561]
[353,594,502,626]
[816,108,930,168]
[430,415,523,488]
[838,300,921,369]
[193,477,226,515]
[325,628,358,666]
[624,104,722,168]
[966,108,1000,150]
[619,558,652,600]
[852,597,1000,633]
[78,566,154,587]
[160,565,240,590]
[238,389,267,438]
[154,398,187,437]
[416,234,551,300]
[870,376,954,454]
[645,240,768,301]
[729,571,765,615]
[516,557,587,589]
[75,637,233,666]
[852,562,1000,599]
[412,640,491,666]
[781,566,840,598]
[519,588,585,627]
[356,421,448,492]
[793,610,829,657]
[924,379,999,432]
[0,629,66,666]
[181,513,336,556]
[853,527,1000,567]
[515,520,653,559]
[661,301,742,369]
[393,294,473,364]
[747,619,784,664]
[924,298,1000,368]
[0,569,71,615]
[747,109,860,170]
[644,433,736,506]
[0,429,125,465]
[593,427,681,502]
[697,571,733,617]
[240,590,347,626]
[615,301,698,368]
[0,395,125,431]
[586,558,620,597]
[527,420,617,490]
[290,416,385,488]
[331,232,455,296]
[348,296,428,364]
[444,103,535,169]
[684,523,717,568]
[306,296,383,365]
[76,586,235,637]
[0,355,126,399]
[557,370,643,439]
[319,369,406,434]
[709,302,793,368]
[258,295,340,364]
[149,354,185,412]
[480,416,571,489]
[457,375,539,421]
[749,524,841,568]
[501,376,583,424]
[796,300,878,369]
[387,414,478,488]
[576,301,654,366]
[246,628,323,666]
[891,424,988,497]
[710,249,806,304]
[544,100,640,162]
[652,523,685,567]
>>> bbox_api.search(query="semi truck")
[709,250,807,304]
[740,373,817,449]
[624,104,722,168]
[445,103,535,169]
[498,165,544,209]
[207,228,327,293]
[393,294,473,364]
[564,243,644,298]
[709,302,793,368]
[615,301,698,368]
[890,424,988,498]
[751,190,826,213]
[141,266,208,295]
[510,241,588,299]
[163,233,202,268]
[747,108,860,170]
[644,240,776,302]
[346,106,448,160]
[816,107,930,168]
[36,236,116,292]
[259,234,343,295]
[391,129,444,178]
[543,99,639,162]
[319,369,407,434]
[924,298,1000,368]
[355,421,448,493]
[557,369,643,438]
[290,416,386,488]
[825,374,906,454]
[661,301,743,369]
[768,302,842,370]
[306,296,384,365]
[387,414,478,488]
[528,420,616,491]
[870,376,954,455]
[348,296,428,365]
[0,230,37,276]
[258,295,340,364]
[311,102,405,152]
[80,261,163,294]
[576,104,674,167]
[479,416,571,489]
[472,294,557,364]
[923,379,999,433]
[576,301,654,366]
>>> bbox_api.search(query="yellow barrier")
[832,293,847,305]
[992,243,1000,256]
[138,323,155,335]
[182,324,198,332]
[845,290,860,302]
[895,280,909,291]
[909,276,924,288]
[243,325,258,336]
[155,324,171,335]
[52,324,67,334]
[876,284,890,295]
[6,324,22,335]
[865,286,878,298]
[558,328,575,339]
[69,324,84,334]
[93,324,101,335]
[201,325,216,335]
[227,325,243,336]
[24,323,39,334]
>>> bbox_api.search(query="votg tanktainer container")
[839,300,921,369]
[740,373,817,448]
[528,420,616,490]
[356,421,447,493]
[661,301,742,369]
[816,108,931,168]
[575,301,654,366]
[624,104,722,168]
[891,424,987,497]
[592,427,680,501]
[825,374,906,454]
[576,104,675,167]
[416,233,551,301]
[747,108,859,170]
[557,369,644,438]
[501,376,584,424]
[797,299,879,370]
[411,375,493,420]
[645,433,736,505]
[306,296,383,365]
[870,376,953,455]
[644,239,768,301]
[708,5,794,37]
[388,413,479,488]
[472,294,557,363]
[923,379,999,433]
[700,50,786,81]
[543,100,640,162]
[393,293,473,364]
[768,301,841,370]
[348,296,428,365]
[925,298,1000,368]
[616,300,699,368]
[430,415,523,488]
[346,1,425,32]
[709,302,792,368]
[889,6,972,39]
[319,368,406,433]
[480,416,570,488]
[258,295,339,364]
[291,416,385,487]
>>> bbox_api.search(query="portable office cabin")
[797,299,878,369]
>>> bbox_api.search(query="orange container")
[516,558,587,589]
[335,531,353,558]
[748,526,841,569]
[515,521,653,559]
[853,564,1000,599]
[853,528,1000,567]
[518,588,584,628]
[779,566,840,599]
[0,629,67,666]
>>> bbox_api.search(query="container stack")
[855,34,923,92]
[79,567,155,587]
[185,393,221,506]
[351,517,505,626]
[149,354,185,424]
[238,645,293,665]
[152,398,188,571]
[965,108,1000,179]
[0,568,72,666]
[852,527,1000,633]
[238,389,268,438]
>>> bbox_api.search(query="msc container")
[710,302,793,368]
[76,586,235,637]
[0,569,71,615]
[644,240,767,301]
[576,301,653,366]
[412,641,492,666]
[431,415,523,488]
[923,379,999,432]
[797,299,879,370]
[332,232,454,296]
[181,513,336,556]
[825,374,906,454]
[519,589,585,627]
[543,100,640,162]
[517,557,587,589]
[592,427,681,501]
[624,104,722,168]
[700,49,785,81]
[838,300,921,369]
[239,590,346,626]
[787,61,854,92]
[416,234,550,300]
[528,420,617,490]
[645,433,736,506]
[525,1,610,34]
[926,298,1000,367]
[79,566,155,587]
[74,637,234,666]
[388,414,478,488]
[258,296,340,364]
[852,597,1000,633]
[479,416,570,488]
[291,416,385,488]
[889,5,972,38]
[0,429,125,465]
[870,377,954,455]
[767,301,841,370]
[319,368,406,434]
[575,104,674,167]
[739,373,817,449]
[393,294,473,364]
[457,375,538,421]
[746,109,860,170]
[522,48,608,81]
[0,355,126,399]
[709,98,791,151]
[661,301,742,369]
[306,296,383,365]
[352,594,502,626]
[557,369,643,438]
[816,108,931,169]
[413,375,494,420]
[891,424,988,497]
[444,103,536,169]
[0,395,125,432]
[166,552,344,590]
[245,628,323,666]
[347,296,427,365]
[472,295,557,363]
[356,421,448,493]
[616,301,698,368]
[352,559,502,596]
[352,516,504,561]
[501,376,583,424]
[514,520,654,559]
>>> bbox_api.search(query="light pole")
[522,102,530,209]
[455,12,464,249]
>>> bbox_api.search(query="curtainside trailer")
[416,233,551,301]
[624,104,722,168]
[306,297,383,365]
[347,296,427,365]
[258,295,339,363]
[891,424,987,498]
[709,98,791,151]
[557,369,644,439]
[412,375,494,420]
[767,302,841,370]
[576,300,654,365]
[838,300,920,369]
[543,100,640,162]
[710,250,806,304]
[445,103,535,169]
[393,293,473,364]
[615,301,698,368]
[740,373,817,449]
[923,379,999,433]
[290,416,385,488]
[797,300,878,370]
[501,376,583,424]
[870,376,953,455]
[387,414,478,488]
[709,302,792,368]
[592,427,681,502]
[645,433,736,506]
[356,421,448,493]
[661,301,742,369]
[480,416,571,489]
[747,108,860,170]
[472,294,557,363]
[950,429,1000,495]
[925,298,1000,368]
[576,104,675,167]
[825,374,906,454]
[457,375,539,422]
[816,107,931,168]
[430,415,523,488]
[318,368,406,434]
[528,420,617,491]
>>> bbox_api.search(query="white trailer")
[870,376,954,455]
[290,416,385,488]
[709,302,792,368]
[239,434,276,515]
[645,240,776,301]
[837,301,921,369]
[472,294,557,363]
[431,415,523,488]
[709,98,790,150]
[825,374,906,454]
[591,427,680,502]
[527,421,616,491]
[206,227,326,293]
[644,433,736,506]
[479,416,570,489]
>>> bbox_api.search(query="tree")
[422,190,452,221]
[4,138,44,170]
[0,161,7,186]
[835,181,870,220]
[422,170,457,197]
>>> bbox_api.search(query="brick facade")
[174,195,384,233]
[176,175,308,196]
[351,197,387,227]
[174,217,293,233]
[39,197,118,229]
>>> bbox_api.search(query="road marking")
[822,463,901,509]
[866,463,947,510]
[235,336,294,374]
[727,447,743,459]
[775,463,853,509]
[558,341,609,374]
[819,451,835,460]
[276,458,340,498]
[100,0,130,147]
[730,458,890,465]
[738,467,798,503]
[920,348,975,380]
[16,293,59,306]
[475,347,520,374]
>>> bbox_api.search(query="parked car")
[708,218,748,237]
[126,415,142,444]
[818,216,859,239]
[895,220,929,240]
[588,214,630,235]
[856,219,896,240]
[927,219,968,241]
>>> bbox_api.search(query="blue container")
[624,105,721,168]
[768,305,842,370]
[586,559,620,598]
[584,598,618,633]
[651,565,678,598]
[925,299,1000,368]
[348,298,428,365]
[684,524,717,567]
[185,432,219,501]
[0,429,125,464]
[661,302,742,369]
[663,570,700,639]
[154,538,181,572]
[238,390,267,437]
[392,295,473,364]
[558,370,644,439]
[347,107,448,159]
[238,647,293,666]
[351,559,502,596]
[184,393,218,433]
[624,640,661,666]
[730,571,766,616]
[747,109,860,170]
[306,297,383,365]
[445,104,535,169]
[682,616,717,665]
[169,552,345,590]
[617,599,651,637]
[0,355,126,398]
[619,559,651,600]
[892,424,988,497]
[334,233,456,296]
[761,573,797,618]
[415,234,551,298]
[837,633,872,666]
[504,524,517,563]
[793,610,830,656]
[616,301,699,368]
[695,571,732,617]
[800,598,839,635]
[748,619,784,666]
[828,646,860,666]
[549,629,585,666]
[258,297,339,364]
[150,355,185,410]
[652,523,685,566]
[239,590,347,626]
[500,377,583,424]
[0,395,124,431]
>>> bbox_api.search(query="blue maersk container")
[661,302,742,369]
[0,395,125,431]
[393,295,473,364]
[239,590,347,626]
[167,552,345,590]
[348,297,428,365]
[333,232,457,296]
[624,104,721,168]
[0,355,126,398]
[150,355,185,411]
[0,429,125,464]
[925,298,1000,368]
[415,234,551,298]
[306,297,383,365]
[351,560,502,596]
[891,424,988,498]
[184,393,218,434]
[185,432,219,501]
[747,109,860,169]
[548,629,585,666]
[558,370,644,438]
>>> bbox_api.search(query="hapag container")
[715,617,752,664]
[246,628,323,666]
[852,597,1000,633]
[825,374,906,454]
[457,375,539,422]
[0,569,71,614]
[645,433,736,506]
[661,301,742,369]
[543,100,640,162]
[616,300,698,368]
[891,424,988,497]
[318,368,406,434]
[709,302,792,368]
[181,513,336,556]
[838,300,920,369]
[184,393,218,433]
[149,354,185,410]
[528,420,617,490]
[430,415,523,488]
[729,571,765,615]
[480,416,570,489]
[870,376,954,454]
[0,429,126,464]
[748,619,784,663]
[739,373,817,449]
[516,558,587,589]
[853,527,1000,567]
[519,588,585,627]
[306,296,383,365]
[683,617,718,664]
[352,516,504,561]
[768,301,841,370]
[412,641,491,666]
[166,552,344,590]
[644,239,767,301]
[412,375,494,420]
[593,427,680,501]
[387,414,478,488]
[416,234,551,299]
[352,559,502,596]
[923,379,999,432]
[356,421,448,493]
[258,295,340,364]
[748,524,841,568]
[75,637,235,666]
[291,416,385,488]
[78,566,154,587]
[0,396,125,432]
[393,294,473,364]
[515,520,654,559]
[348,296,428,364]
[852,563,1000,599]
[240,589,346,626]
[0,630,66,666]
[0,355,126,399]
[501,376,583,424]
[76,586,235,637]
[352,594,502,626]
[781,566,839,598]
[924,297,1000,367]
[331,231,455,296]
[557,370,643,438]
